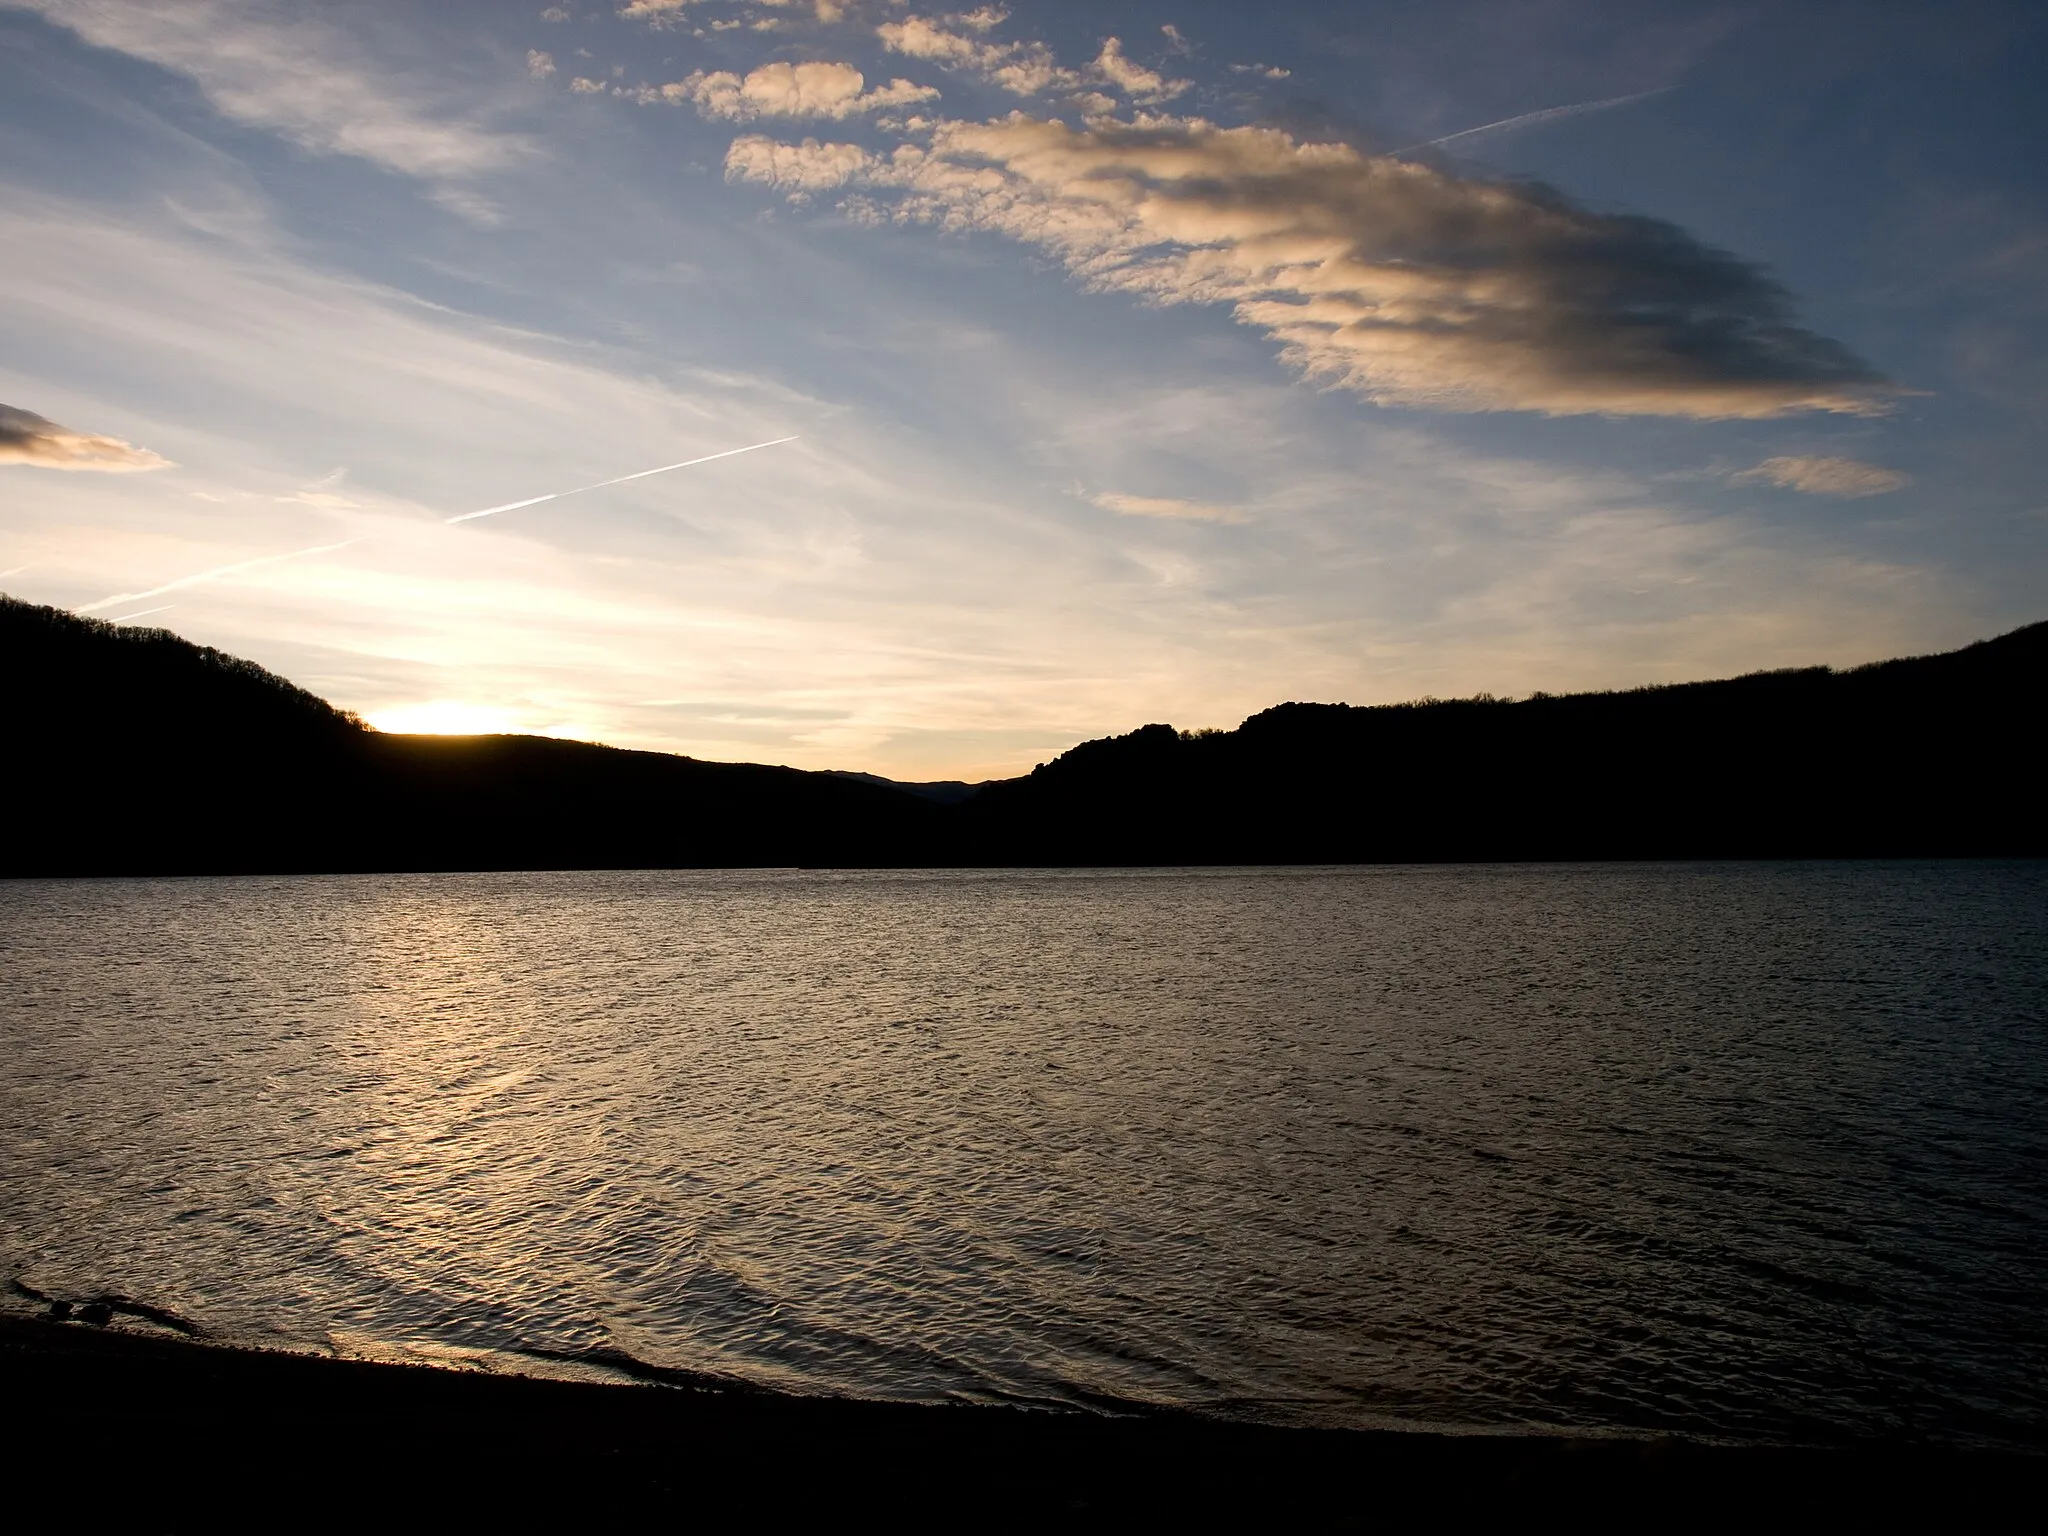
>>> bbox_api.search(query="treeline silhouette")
[958,622,2047,862]
[3,597,941,875]
[4,593,2041,875]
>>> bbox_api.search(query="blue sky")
[2,0,2042,778]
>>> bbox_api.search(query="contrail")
[0,561,39,580]
[75,540,358,615]
[110,604,177,624]
[68,433,799,616]
[1392,89,1669,155]
[445,435,800,524]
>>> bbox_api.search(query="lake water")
[3,863,2044,1447]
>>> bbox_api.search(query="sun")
[365,701,523,736]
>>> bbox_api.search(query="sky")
[2,0,2043,780]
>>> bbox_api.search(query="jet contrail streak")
[67,434,797,619]
[110,604,177,624]
[75,540,358,615]
[445,434,801,524]
[0,562,39,580]
[1392,89,1668,155]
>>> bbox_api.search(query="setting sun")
[366,701,522,736]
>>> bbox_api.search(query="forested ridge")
[5,594,2041,874]
[2,596,941,874]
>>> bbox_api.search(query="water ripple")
[2,862,2044,1446]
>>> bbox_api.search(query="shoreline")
[1,1316,2036,1520]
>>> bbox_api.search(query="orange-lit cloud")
[663,61,938,121]
[727,114,1896,420]
[876,14,1189,104]
[621,0,847,22]
[1089,37,1190,105]
[877,12,1081,96]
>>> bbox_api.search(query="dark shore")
[1,1315,2036,1524]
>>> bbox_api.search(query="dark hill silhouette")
[4,593,2041,874]
[828,770,986,804]
[958,622,2048,863]
[3,596,942,875]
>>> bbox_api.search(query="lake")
[3,862,2043,1447]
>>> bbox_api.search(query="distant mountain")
[4,593,2042,875]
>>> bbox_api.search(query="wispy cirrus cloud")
[0,403,172,472]
[1735,455,1910,497]
[8,0,529,182]
[726,113,1896,420]
[1090,491,1244,522]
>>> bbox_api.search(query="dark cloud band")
[0,403,172,472]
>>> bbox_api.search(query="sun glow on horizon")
[366,700,528,736]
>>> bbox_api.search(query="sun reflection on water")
[3,864,2046,1445]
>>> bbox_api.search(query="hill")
[4,594,2041,873]
[957,623,2048,862]
[2,596,942,875]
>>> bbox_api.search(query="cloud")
[1230,63,1292,80]
[620,0,846,21]
[877,14,1081,96]
[1090,491,1244,522]
[727,113,1895,419]
[1735,455,1909,497]
[724,134,877,193]
[0,404,173,472]
[668,62,938,121]
[1090,38,1190,105]
[13,1,529,183]
[527,50,557,80]
[877,16,1189,104]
